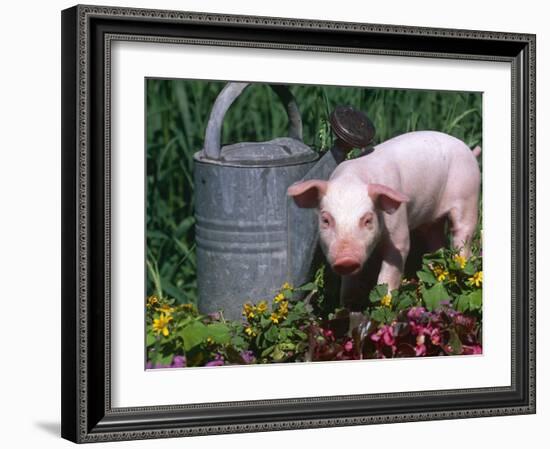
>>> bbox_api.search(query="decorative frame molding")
[61,4,536,443]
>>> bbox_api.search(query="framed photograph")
[61,4,536,443]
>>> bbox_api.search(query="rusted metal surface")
[330,105,375,150]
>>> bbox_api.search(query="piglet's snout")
[332,257,361,275]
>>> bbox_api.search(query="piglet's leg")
[376,228,410,292]
[449,203,478,259]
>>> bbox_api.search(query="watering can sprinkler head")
[329,105,376,161]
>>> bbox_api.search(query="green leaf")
[370,308,385,322]
[456,294,470,312]
[272,345,286,361]
[147,230,169,241]
[385,309,397,323]
[279,328,292,340]
[180,321,208,352]
[283,313,298,325]
[463,260,477,276]
[206,323,231,344]
[417,269,437,284]
[231,335,246,350]
[369,284,388,303]
[161,279,187,303]
[159,354,174,366]
[297,282,317,292]
[422,249,446,264]
[260,316,271,327]
[370,307,396,324]
[261,345,275,358]
[396,296,414,312]
[468,289,482,310]
[283,289,293,299]
[264,326,279,343]
[422,283,448,311]
[292,302,306,314]
[146,333,157,347]
[447,330,463,355]
[174,315,195,330]
[445,108,478,133]
[174,216,195,238]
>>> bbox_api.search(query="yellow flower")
[380,293,392,308]
[432,265,448,282]
[206,336,214,345]
[270,313,280,324]
[453,254,467,269]
[245,326,256,337]
[242,303,256,319]
[157,304,175,315]
[278,300,289,316]
[152,313,173,337]
[468,271,483,287]
[274,293,285,303]
[256,300,268,313]
[146,295,159,308]
[281,282,293,290]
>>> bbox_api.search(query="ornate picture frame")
[61,4,536,443]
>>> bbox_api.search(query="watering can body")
[193,82,372,319]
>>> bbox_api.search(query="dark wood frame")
[61,4,536,443]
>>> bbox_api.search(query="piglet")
[288,130,481,307]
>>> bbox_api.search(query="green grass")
[146,79,482,305]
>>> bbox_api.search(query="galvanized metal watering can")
[194,82,375,319]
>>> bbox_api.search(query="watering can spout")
[288,106,376,287]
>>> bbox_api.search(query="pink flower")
[407,307,426,321]
[240,350,256,364]
[371,325,395,347]
[463,345,483,355]
[171,355,186,368]
[430,328,441,346]
[454,314,475,330]
[205,360,224,367]
[410,322,427,336]
[344,340,353,352]
[205,353,224,367]
[383,331,395,347]
[415,344,427,356]
[416,335,427,356]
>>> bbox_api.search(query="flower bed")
[146,247,482,368]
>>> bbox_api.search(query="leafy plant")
[146,244,482,367]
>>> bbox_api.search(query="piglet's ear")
[368,183,409,214]
[287,179,328,209]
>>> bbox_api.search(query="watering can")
[193,82,375,319]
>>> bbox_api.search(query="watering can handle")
[203,82,303,160]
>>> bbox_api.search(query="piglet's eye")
[361,213,373,227]
[320,212,333,228]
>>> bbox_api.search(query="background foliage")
[146,79,482,304]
